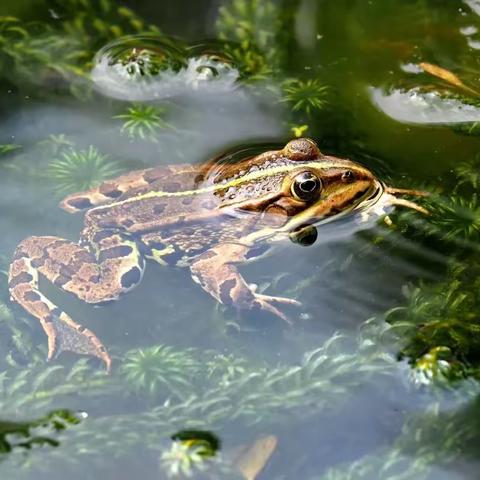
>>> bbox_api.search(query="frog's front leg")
[9,232,145,370]
[190,243,300,324]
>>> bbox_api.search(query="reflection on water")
[370,87,480,124]
[92,35,242,101]
[0,0,480,479]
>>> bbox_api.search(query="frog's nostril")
[341,170,355,183]
[284,138,320,161]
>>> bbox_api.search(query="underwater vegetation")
[0,0,160,96]
[46,145,124,195]
[216,0,300,78]
[373,151,480,383]
[114,104,172,143]
[0,409,80,456]
[281,78,330,122]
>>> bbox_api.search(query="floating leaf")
[419,62,480,97]
[233,435,277,480]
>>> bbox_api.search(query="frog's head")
[222,138,428,244]
[279,138,381,224]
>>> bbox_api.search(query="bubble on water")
[400,63,423,74]
[370,87,480,124]
[91,35,241,101]
[467,37,480,49]
[460,25,478,35]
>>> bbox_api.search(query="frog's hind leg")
[9,234,145,370]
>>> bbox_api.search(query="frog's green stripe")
[91,161,370,212]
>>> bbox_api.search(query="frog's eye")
[291,171,322,201]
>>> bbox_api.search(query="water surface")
[0,1,480,479]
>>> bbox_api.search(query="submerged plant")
[412,194,480,247]
[0,409,81,456]
[160,440,210,478]
[46,145,123,195]
[0,144,21,157]
[0,1,161,96]
[409,346,461,387]
[282,78,329,116]
[205,353,247,386]
[216,0,299,77]
[114,104,171,142]
[455,156,480,191]
[38,134,76,157]
[121,345,199,399]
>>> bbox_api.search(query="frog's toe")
[256,293,301,307]
[250,294,303,326]
[253,298,293,325]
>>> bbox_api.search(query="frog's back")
[60,164,208,214]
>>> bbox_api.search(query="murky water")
[1,1,480,479]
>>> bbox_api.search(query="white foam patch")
[370,87,480,124]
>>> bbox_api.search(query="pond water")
[1,1,480,479]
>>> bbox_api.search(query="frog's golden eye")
[291,171,322,201]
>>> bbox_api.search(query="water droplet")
[460,25,478,36]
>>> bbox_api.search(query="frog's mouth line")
[292,179,386,229]
[243,180,429,246]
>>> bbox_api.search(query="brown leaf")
[233,435,278,480]
[419,62,480,97]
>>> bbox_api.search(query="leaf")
[419,62,480,97]
[233,435,277,480]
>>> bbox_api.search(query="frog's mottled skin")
[8,138,426,370]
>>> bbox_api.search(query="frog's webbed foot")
[191,244,300,325]
[9,234,144,371]
[9,274,111,370]
[9,241,112,370]
[46,310,111,371]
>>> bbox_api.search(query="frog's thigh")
[27,232,144,303]
[83,230,145,302]
[190,243,298,324]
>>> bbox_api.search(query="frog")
[8,138,427,370]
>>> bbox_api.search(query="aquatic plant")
[409,346,459,387]
[216,0,299,77]
[282,78,329,116]
[46,145,124,195]
[0,144,21,157]
[160,440,210,478]
[422,194,480,245]
[51,0,160,48]
[205,352,248,386]
[0,409,81,456]
[121,345,199,399]
[114,104,172,142]
[38,134,76,157]
[384,263,480,375]
[455,156,480,191]
[0,0,160,96]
